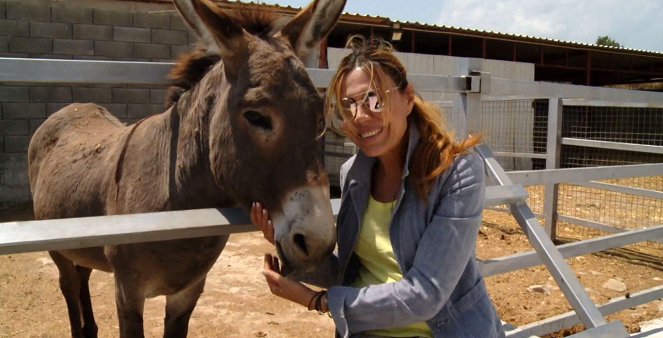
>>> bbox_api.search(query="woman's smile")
[360,127,383,139]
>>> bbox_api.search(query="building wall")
[0,0,196,205]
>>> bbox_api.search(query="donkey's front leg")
[163,278,206,338]
[113,276,147,338]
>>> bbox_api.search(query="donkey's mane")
[166,9,284,107]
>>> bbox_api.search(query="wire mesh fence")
[480,99,663,248]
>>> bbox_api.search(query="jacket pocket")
[433,281,503,338]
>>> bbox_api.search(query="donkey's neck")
[168,92,234,210]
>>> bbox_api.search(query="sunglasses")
[340,88,397,118]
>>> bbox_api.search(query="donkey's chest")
[110,236,229,296]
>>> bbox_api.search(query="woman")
[251,36,505,338]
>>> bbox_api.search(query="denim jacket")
[323,124,505,338]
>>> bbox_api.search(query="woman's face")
[341,67,413,158]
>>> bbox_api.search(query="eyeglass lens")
[341,91,382,116]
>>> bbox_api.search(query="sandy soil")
[1,205,662,338]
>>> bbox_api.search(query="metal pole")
[543,98,562,238]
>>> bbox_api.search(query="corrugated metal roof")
[223,0,663,56]
[133,0,661,56]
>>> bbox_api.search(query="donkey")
[27,0,346,337]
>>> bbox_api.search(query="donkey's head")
[172,0,344,275]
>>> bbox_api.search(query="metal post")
[544,98,563,239]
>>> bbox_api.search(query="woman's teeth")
[361,128,382,138]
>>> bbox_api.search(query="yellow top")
[351,195,433,338]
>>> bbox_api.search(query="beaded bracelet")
[307,290,325,312]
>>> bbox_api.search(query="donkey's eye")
[244,110,272,131]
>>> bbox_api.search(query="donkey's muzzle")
[271,184,336,271]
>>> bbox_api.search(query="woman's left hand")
[262,254,317,308]
[251,202,275,244]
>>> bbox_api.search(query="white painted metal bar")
[485,185,529,207]
[480,225,663,276]
[563,98,663,108]
[577,181,663,201]
[562,137,663,155]
[0,208,253,255]
[557,216,663,245]
[0,58,173,85]
[476,143,620,332]
[507,163,663,186]
[0,189,525,256]
[544,98,563,237]
[492,151,547,159]
[0,57,469,92]
[489,77,663,105]
[506,285,663,338]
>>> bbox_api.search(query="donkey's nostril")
[293,233,309,256]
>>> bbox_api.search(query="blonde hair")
[326,35,481,200]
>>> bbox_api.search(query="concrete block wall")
[0,0,196,205]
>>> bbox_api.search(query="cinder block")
[114,26,150,43]
[47,103,70,115]
[169,13,188,31]
[127,103,153,119]
[30,22,72,39]
[134,12,170,29]
[0,19,30,36]
[152,29,187,45]
[0,51,27,58]
[30,86,72,102]
[9,37,52,54]
[54,39,94,56]
[150,88,167,104]
[0,153,30,192]
[51,6,93,24]
[188,30,199,45]
[0,3,6,19]
[73,87,112,103]
[6,2,50,22]
[4,135,30,153]
[104,103,127,119]
[77,55,110,61]
[0,86,29,103]
[171,45,191,60]
[3,103,46,119]
[31,53,72,60]
[94,40,132,58]
[0,36,6,52]
[133,42,170,60]
[150,104,164,114]
[73,24,112,41]
[29,118,46,135]
[0,119,29,136]
[112,88,151,104]
[94,9,132,26]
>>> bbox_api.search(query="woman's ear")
[405,83,415,103]
[405,83,415,112]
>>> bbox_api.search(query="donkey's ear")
[173,0,247,79]
[278,0,346,62]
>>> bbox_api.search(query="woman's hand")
[251,202,275,244]
[262,254,317,308]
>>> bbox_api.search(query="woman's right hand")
[251,202,275,245]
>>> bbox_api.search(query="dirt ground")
[1,204,662,338]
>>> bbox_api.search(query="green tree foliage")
[596,35,621,48]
